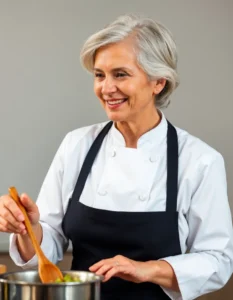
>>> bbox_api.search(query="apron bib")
[62,121,181,300]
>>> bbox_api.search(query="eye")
[115,72,127,78]
[94,73,104,78]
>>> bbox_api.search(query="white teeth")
[107,99,126,105]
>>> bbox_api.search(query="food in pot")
[55,274,82,283]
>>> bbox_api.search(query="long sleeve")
[161,153,233,300]
[9,133,70,268]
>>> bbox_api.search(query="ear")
[153,78,167,95]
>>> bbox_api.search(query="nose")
[101,77,117,95]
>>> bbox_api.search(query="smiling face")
[93,39,165,123]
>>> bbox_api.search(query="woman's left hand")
[89,255,155,283]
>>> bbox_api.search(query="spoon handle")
[8,187,45,260]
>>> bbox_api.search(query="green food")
[55,274,82,283]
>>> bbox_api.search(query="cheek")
[94,83,101,98]
[126,80,147,96]
[126,85,141,100]
[123,84,135,98]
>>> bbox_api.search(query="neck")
[116,108,161,148]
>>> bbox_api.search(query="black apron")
[62,121,181,300]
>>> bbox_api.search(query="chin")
[106,111,128,122]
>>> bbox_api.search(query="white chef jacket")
[9,112,233,300]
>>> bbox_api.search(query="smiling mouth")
[106,98,128,105]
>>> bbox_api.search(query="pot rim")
[0,270,103,286]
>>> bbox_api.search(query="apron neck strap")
[72,121,113,201]
[166,121,178,212]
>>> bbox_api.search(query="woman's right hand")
[0,193,40,235]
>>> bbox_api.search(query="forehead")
[94,40,138,70]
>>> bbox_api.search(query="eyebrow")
[93,67,131,72]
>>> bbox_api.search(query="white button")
[149,156,156,162]
[111,150,116,157]
[138,195,146,201]
[98,190,107,196]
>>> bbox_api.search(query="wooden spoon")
[0,264,6,274]
[9,186,63,283]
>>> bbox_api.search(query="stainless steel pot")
[0,270,103,300]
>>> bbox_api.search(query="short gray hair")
[80,14,179,108]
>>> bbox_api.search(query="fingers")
[20,194,40,226]
[103,265,126,282]
[89,259,107,272]
[20,193,35,211]
[0,192,40,234]
[0,216,26,234]
[93,264,113,278]
[90,259,130,282]
[89,257,124,281]
[0,196,27,234]
[90,255,124,272]
[2,195,25,221]
[89,255,142,283]
[89,259,120,281]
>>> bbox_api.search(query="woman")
[0,14,232,300]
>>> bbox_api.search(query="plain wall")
[0,0,232,273]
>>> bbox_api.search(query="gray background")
[0,0,232,250]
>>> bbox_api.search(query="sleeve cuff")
[159,254,215,300]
